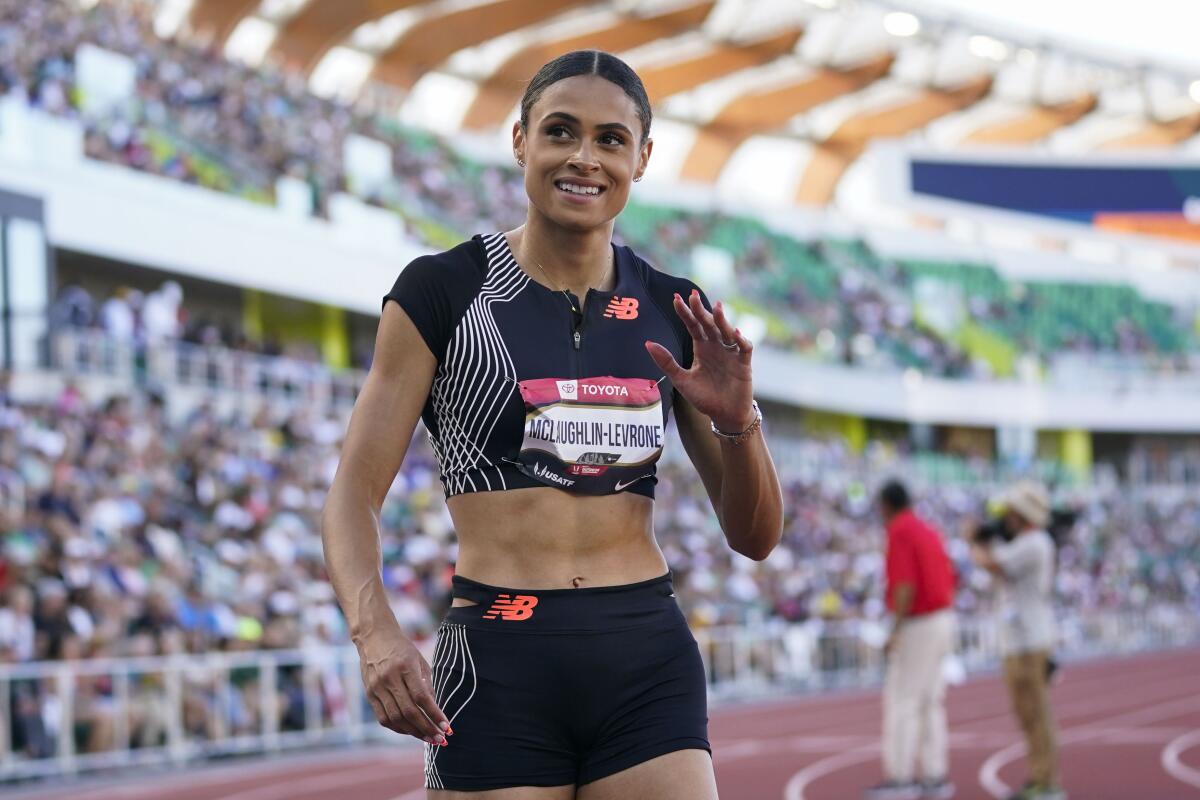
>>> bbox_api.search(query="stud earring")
[517,158,525,168]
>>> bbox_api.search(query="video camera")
[972,507,1078,547]
[972,516,1012,544]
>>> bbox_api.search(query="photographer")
[971,481,1063,800]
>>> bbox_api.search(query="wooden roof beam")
[795,76,993,204]
[372,0,594,90]
[680,55,894,182]
[463,1,715,130]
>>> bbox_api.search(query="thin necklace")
[530,254,613,315]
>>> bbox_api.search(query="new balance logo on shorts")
[603,297,639,320]
[482,594,539,621]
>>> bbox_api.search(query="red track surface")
[22,648,1200,800]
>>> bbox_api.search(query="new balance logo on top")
[604,297,639,320]
[482,594,539,621]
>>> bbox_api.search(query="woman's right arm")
[320,301,450,745]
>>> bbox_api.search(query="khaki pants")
[1002,650,1059,788]
[883,609,955,782]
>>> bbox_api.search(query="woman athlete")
[322,50,783,799]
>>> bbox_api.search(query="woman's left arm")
[646,290,784,561]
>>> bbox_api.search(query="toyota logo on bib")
[556,380,578,399]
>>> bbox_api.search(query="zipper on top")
[569,289,596,376]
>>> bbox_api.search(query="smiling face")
[514,74,652,233]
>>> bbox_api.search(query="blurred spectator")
[141,281,183,342]
[867,481,955,800]
[0,378,1192,757]
[0,584,34,661]
[100,289,137,342]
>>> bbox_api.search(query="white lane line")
[978,741,1025,799]
[783,746,879,800]
[718,651,1198,722]
[778,701,1059,799]
[978,694,1200,798]
[781,731,1034,800]
[783,677,1200,800]
[386,669,1200,800]
[1161,729,1200,790]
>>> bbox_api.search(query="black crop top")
[383,232,708,499]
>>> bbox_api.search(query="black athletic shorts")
[423,573,710,791]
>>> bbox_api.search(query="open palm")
[645,290,755,433]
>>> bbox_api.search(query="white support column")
[260,656,280,751]
[113,668,131,762]
[164,662,186,767]
[303,658,321,742]
[0,676,12,776]
[56,666,76,775]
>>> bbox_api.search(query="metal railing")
[48,330,366,413]
[693,604,1198,701]
[0,646,375,781]
[2,607,1195,783]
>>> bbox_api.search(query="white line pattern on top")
[428,233,527,496]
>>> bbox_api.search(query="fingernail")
[691,289,698,297]
[446,726,455,736]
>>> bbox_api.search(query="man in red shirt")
[866,481,957,800]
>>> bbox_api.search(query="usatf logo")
[533,462,575,487]
[604,297,639,320]
[482,594,539,621]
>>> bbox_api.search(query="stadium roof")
[177,0,1200,204]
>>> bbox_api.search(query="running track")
[20,648,1200,799]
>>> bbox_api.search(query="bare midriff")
[447,487,668,590]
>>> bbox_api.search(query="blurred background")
[0,0,1198,797]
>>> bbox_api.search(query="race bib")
[514,376,665,494]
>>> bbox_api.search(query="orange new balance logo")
[482,594,539,621]
[603,297,639,320]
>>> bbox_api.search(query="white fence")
[49,330,366,413]
[2,607,1195,783]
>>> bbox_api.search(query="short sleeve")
[382,240,485,362]
[635,251,711,370]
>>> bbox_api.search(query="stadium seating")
[3,0,1196,381]
[1,381,1196,677]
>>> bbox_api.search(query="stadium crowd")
[1,0,1197,772]
[1,378,1196,667]
[4,0,1196,380]
[0,375,1196,756]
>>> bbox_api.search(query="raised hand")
[644,289,755,433]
